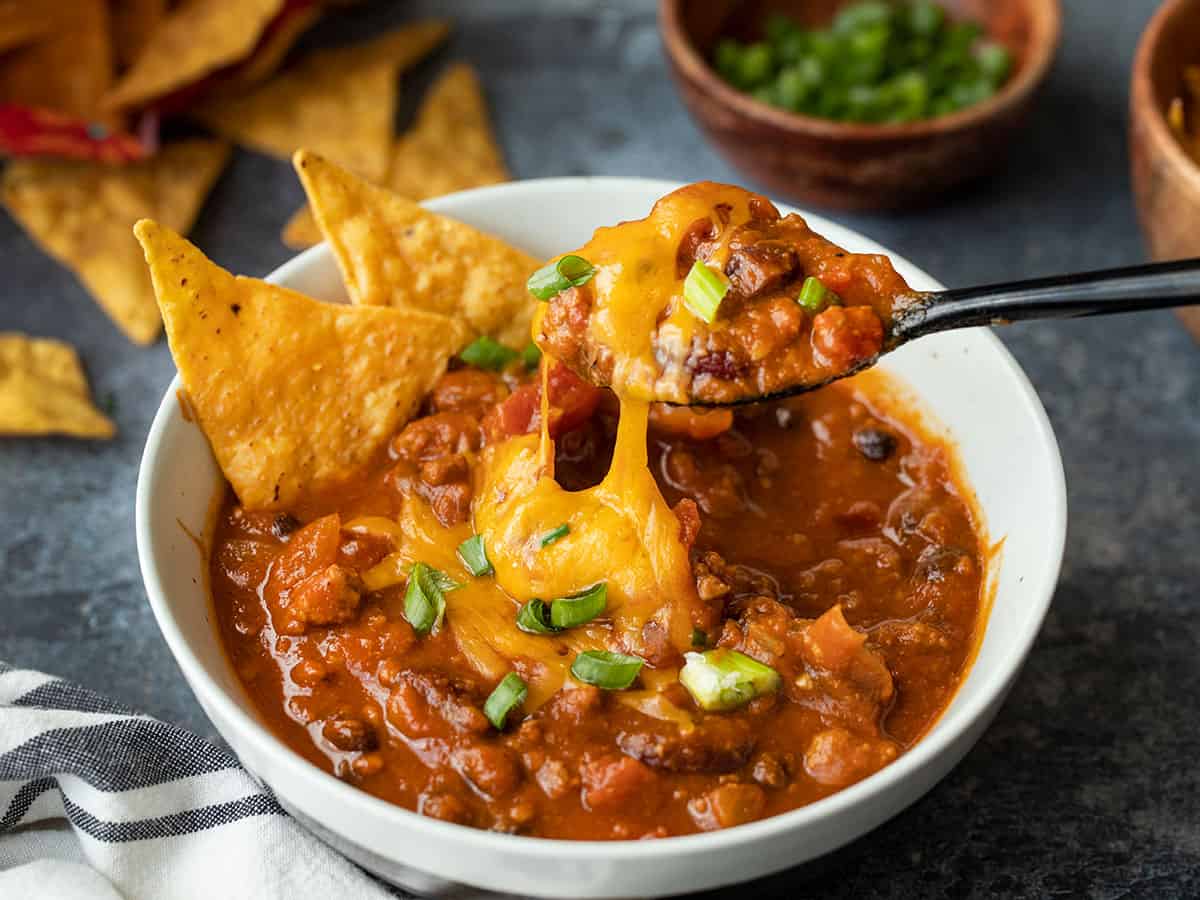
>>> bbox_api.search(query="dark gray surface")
[1,1,1197,897]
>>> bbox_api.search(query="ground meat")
[428,369,509,418]
[725,241,799,300]
[676,216,717,277]
[687,783,766,831]
[337,529,393,570]
[804,727,898,787]
[387,671,490,737]
[751,752,792,789]
[811,305,885,373]
[580,755,658,812]
[535,758,576,800]
[283,564,362,632]
[453,742,523,800]
[392,412,481,462]
[800,606,894,709]
[543,684,604,725]
[616,716,755,774]
[321,717,378,752]
[419,791,473,825]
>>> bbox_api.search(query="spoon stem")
[893,258,1200,340]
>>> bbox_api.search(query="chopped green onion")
[404,562,461,635]
[526,255,595,301]
[571,650,645,690]
[906,0,944,37]
[549,583,607,630]
[832,0,891,35]
[456,535,493,577]
[483,672,527,729]
[521,342,542,371]
[975,42,1012,86]
[516,599,559,634]
[679,649,780,711]
[691,628,709,648]
[460,336,519,371]
[540,523,570,547]
[738,42,775,86]
[797,276,830,312]
[683,260,729,324]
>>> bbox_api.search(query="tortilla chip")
[2,140,230,344]
[282,62,509,248]
[0,0,114,122]
[110,0,166,70]
[194,49,396,182]
[134,219,469,510]
[0,4,55,55]
[104,0,284,110]
[216,4,322,92]
[388,63,510,200]
[0,333,115,439]
[194,21,449,181]
[293,151,535,349]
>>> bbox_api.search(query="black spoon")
[733,258,1200,405]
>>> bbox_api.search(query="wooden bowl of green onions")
[660,0,1061,210]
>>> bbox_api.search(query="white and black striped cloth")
[0,663,397,900]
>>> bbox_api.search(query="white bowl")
[136,177,1067,898]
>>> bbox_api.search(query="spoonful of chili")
[530,182,1200,406]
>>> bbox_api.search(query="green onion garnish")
[516,599,559,634]
[403,562,461,635]
[691,627,709,648]
[540,523,570,547]
[460,335,519,371]
[570,650,645,690]
[549,583,607,630]
[682,260,729,324]
[679,648,780,711]
[797,276,830,312]
[526,255,596,301]
[483,672,527,730]
[521,342,542,371]
[456,535,493,577]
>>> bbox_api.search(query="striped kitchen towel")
[0,663,396,900]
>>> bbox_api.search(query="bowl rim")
[136,175,1067,864]
[658,0,1063,141]
[1131,0,1200,196]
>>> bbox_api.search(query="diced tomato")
[265,514,340,599]
[486,362,605,441]
[810,306,885,372]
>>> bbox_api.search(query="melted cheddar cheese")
[379,186,773,706]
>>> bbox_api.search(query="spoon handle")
[892,258,1200,340]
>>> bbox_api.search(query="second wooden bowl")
[1130,0,1200,338]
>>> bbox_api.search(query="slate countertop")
[1,1,1197,897]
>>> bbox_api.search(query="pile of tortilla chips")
[135,153,536,510]
[0,3,515,441]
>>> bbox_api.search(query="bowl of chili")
[136,177,1067,897]
[660,0,1062,210]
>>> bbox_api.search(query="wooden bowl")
[1130,0,1200,338]
[660,0,1062,210]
